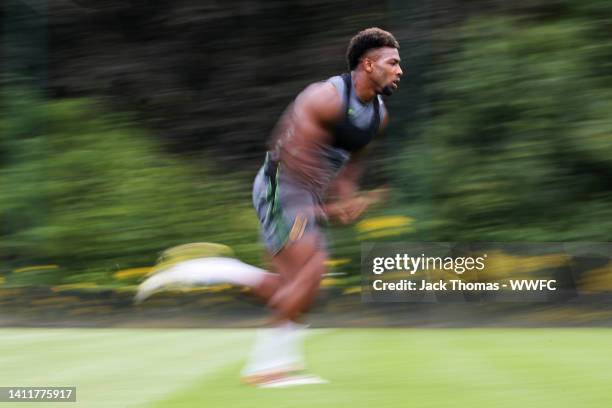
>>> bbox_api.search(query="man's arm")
[276,82,343,181]
[324,112,389,224]
[332,112,389,199]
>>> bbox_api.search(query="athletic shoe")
[256,374,329,388]
[242,369,328,388]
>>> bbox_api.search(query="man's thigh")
[273,233,325,283]
[269,235,328,318]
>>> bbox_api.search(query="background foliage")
[1,0,611,286]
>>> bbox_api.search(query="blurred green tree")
[0,89,261,284]
[396,16,612,241]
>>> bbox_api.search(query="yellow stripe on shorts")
[288,214,308,242]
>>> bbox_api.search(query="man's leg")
[269,234,326,321]
[244,232,326,320]
[241,233,327,382]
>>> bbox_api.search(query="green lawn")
[1,328,611,408]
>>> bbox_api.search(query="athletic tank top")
[328,72,386,151]
[269,73,386,198]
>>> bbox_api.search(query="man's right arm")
[277,82,343,179]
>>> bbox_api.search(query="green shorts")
[252,154,326,255]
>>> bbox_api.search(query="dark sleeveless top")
[332,72,380,152]
[267,72,385,198]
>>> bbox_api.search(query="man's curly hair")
[346,27,399,71]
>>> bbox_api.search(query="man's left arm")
[334,112,389,199]
[325,112,389,223]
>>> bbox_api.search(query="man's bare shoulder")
[294,81,343,126]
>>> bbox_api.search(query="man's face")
[365,47,403,96]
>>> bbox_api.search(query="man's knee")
[303,251,326,282]
[273,233,322,277]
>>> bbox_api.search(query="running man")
[136,27,402,387]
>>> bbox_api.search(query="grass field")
[1,328,611,408]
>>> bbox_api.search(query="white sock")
[241,320,307,377]
[280,320,307,369]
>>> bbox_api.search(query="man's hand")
[328,195,370,224]
[322,187,390,225]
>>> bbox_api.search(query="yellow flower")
[51,283,98,292]
[321,277,342,288]
[114,267,153,280]
[356,215,414,233]
[324,258,351,267]
[579,262,612,293]
[359,227,415,239]
[343,286,361,295]
[356,215,416,239]
[14,265,59,273]
[158,242,234,263]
